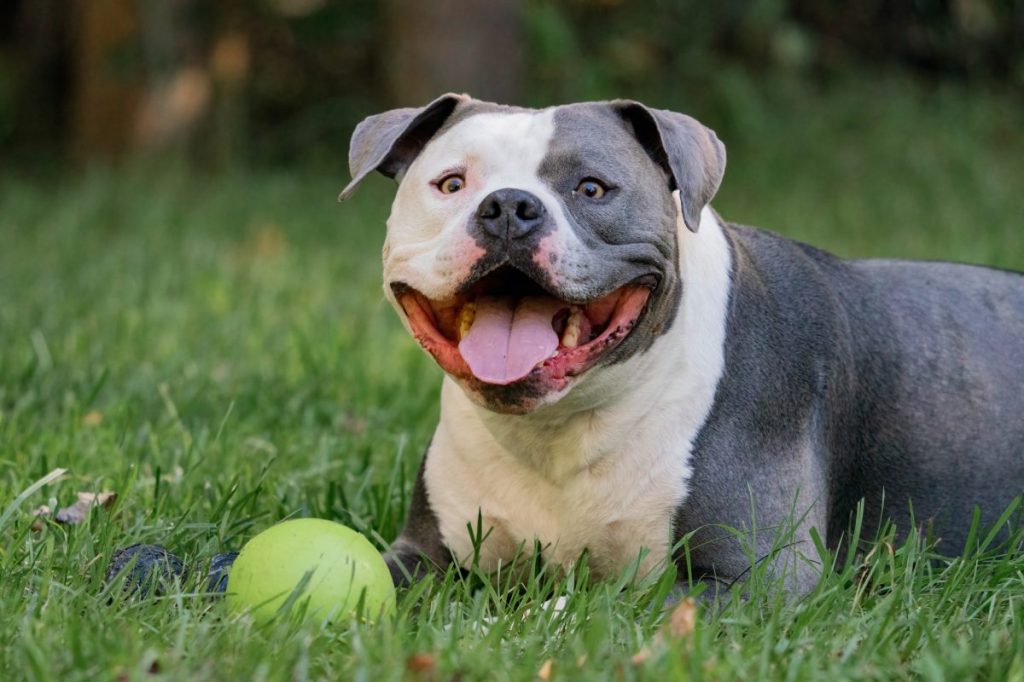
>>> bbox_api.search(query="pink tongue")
[458,296,563,385]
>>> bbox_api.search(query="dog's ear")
[339,93,466,201]
[613,102,726,232]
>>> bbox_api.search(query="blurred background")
[0,1,1022,609]
[2,0,1022,168]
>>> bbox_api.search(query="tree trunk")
[385,0,524,106]
[70,0,142,159]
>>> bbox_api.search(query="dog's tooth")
[458,302,477,340]
[561,307,584,348]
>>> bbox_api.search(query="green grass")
[2,77,1023,680]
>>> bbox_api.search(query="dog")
[340,94,1024,597]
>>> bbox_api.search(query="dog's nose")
[476,189,546,240]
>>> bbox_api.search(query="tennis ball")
[226,518,395,623]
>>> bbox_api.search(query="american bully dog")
[340,94,1024,597]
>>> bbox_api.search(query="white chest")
[421,207,732,581]
[424,395,693,578]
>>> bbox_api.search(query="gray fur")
[455,103,688,359]
[339,93,465,201]
[613,101,726,232]
[536,103,688,356]
[676,224,1024,595]
[383,440,453,584]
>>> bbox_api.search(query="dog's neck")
[439,203,733,485]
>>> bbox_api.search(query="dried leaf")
[537,659,553,680]
[91,491,116,508]
[631,647,653,666]
[664,597,697,638]
[30,505,52,532]
[405,652,436,675]
[629,596,699,667]
[55,491,117,524]
[82,410,104,426]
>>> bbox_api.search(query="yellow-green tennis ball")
[226,518,395,624]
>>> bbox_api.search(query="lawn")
[1,77,1023,680]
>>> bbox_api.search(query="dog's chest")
[424,386,694,579]
[420,209,732,581]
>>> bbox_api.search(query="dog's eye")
[437,174,466,194]
[575,178,607,199]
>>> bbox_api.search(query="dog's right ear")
[339,93,466,201]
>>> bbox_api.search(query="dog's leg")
[384,441,454,586]
[673,517,824,602]
[673,429,830,599]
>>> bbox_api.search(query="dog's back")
[831,257,1024,547]
[679,224,1023,593]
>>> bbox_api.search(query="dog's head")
[342,94,725,414]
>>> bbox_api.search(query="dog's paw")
[384,550,432,587]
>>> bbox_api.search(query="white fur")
[382,109,607,315]
[384,111,561,306]
[424,204,733,580]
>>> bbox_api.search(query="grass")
[1,76,1023,680]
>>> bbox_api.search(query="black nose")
[476,189,546,240]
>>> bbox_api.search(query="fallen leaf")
[629,596,699,666]
[405,652,436,675]
[30,505,52,532]
[537,659,553,680]
[664,597,697,638]
[631,647,653,666]
[82,410,103,426]
[55,491,117,524]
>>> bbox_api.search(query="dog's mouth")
[393,266,653,388]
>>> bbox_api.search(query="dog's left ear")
[339,93,466,201]
[614,102,726,232]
